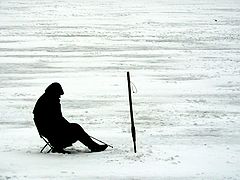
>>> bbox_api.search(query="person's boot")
[90,144,108,152]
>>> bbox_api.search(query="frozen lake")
[0,0,240,179]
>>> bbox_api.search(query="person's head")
[45,82,64,98]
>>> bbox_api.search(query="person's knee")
[70,123,85,133]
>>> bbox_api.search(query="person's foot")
[91,144,108,152]
[52,147,71,154]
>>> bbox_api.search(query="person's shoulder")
[36,93,47,103]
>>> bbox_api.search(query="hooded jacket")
[33,83,71,147]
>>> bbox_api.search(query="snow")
[0,0,240,179]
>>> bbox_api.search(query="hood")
[45,82,64,95]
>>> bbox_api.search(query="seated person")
[33,82,107,153]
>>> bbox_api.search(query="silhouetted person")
[33,82,107,153]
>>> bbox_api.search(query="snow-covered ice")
[0,0,240,179]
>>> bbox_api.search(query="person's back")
[33,94,61,135]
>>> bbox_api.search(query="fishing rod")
[90,136,113,148]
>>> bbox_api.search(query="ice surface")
[0,0,240,179]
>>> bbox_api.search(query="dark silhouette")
[33,82,107,153]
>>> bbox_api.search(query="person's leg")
[70,123,107,152]
[70,123,97,148]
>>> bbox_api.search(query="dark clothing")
[33,92,97,149]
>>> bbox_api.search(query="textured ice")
[0,0,240,179]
